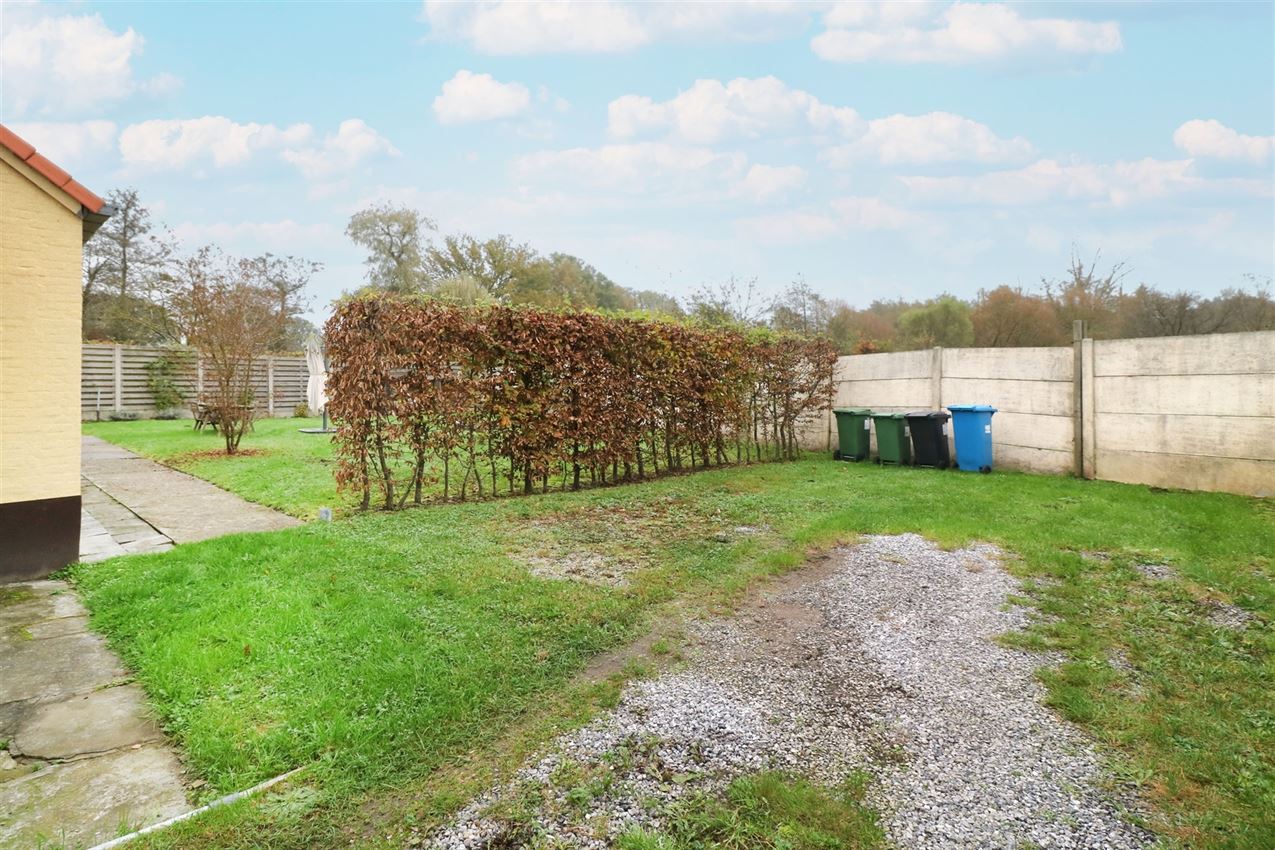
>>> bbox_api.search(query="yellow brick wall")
[0,157,83,504]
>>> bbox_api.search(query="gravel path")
[425,534,1153,850]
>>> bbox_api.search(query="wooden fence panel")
[81,344,310,420]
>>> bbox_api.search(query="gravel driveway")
[426,534,1153,850]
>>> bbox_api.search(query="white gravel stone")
[426,534,1154,850]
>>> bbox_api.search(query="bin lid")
[904,410,951,420]
[832,407,873,415]
[947,404,998,413]
[870,412,908,419]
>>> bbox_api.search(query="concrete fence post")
[196,358,205,396]
[266,357,275,417]
[1082,337,1097,479]
[1071,321,1088,478]
[930,347,943,410]
[112,344,123,412]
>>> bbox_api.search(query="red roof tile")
[0,122,106,213]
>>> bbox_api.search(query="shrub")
[144,353,188,415]
[325,296,836,510]
[108,410,140,421]
[293,402,311,418]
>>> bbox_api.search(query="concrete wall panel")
[1094,332,1275,377]
[941,377,1073,417]
[1095,412,1275,462]
[1095,373,1275,418]
[942,347,1072,382]
[1096,450,1274,498]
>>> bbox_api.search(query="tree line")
[343,202,681,314]
[759,256,1273,354]
[84,191,1273,359]
[81,188,318,350]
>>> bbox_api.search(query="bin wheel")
[873,457,881,465]
[979,465,991,474]
[833,450,842,461]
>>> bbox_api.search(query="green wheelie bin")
[832,408,873,461]
[871,412,912,465]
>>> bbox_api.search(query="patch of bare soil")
[174,448,269,462]
[509,498,769,587]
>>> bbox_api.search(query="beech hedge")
[325,296,836,509]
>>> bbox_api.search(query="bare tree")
[346,203,436,293]
[1043,248,1129,338]
[770,277,835,336]
[82,188,174,342]
[240,253,320,350]
[167,248,285,454]
[686,275,769,326]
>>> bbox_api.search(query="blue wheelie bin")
[947,404,997,473]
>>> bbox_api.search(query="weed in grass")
[618,771,885,850]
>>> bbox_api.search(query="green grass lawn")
[69,430,1274,849]
[83,417,343,519]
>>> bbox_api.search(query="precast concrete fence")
[801,329,1274,498]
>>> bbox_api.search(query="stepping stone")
[13,686,162,760]
[0,745,188,849]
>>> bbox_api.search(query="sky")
[3,0,1273,323]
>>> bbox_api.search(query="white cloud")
[820,111,1034,166]
[422,0,813,55]
[170,219,339,251]
[433,70,533,125]
[812,2,1122,65]
[0,6,178,115]
[282,119,399,178]
[738,196,921,243]
[7,120,117,164]
[119,117,313,169]
[423,1,647,54]
[118,116,396,177]
[608,76,862,144]
[609,77,1027,166]
[513,142,748,193]
[901,157,1272,207]
[735,164,808,202]
[1173,119,1274,165]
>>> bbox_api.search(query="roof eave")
[82,204,115,243]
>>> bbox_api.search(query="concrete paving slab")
[0,745,187,850]
[0,701,31,740]
[0,631,126,704]
[0,589,87,629]
[79,479,169,563]
[22,615,90,640]
[13,686,162,760]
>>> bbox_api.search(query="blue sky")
[4,1,1273,321]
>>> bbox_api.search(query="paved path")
[0,437,303,847]
[1,580,188,849]
[81,435,299,544]
[79,479,174,562]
